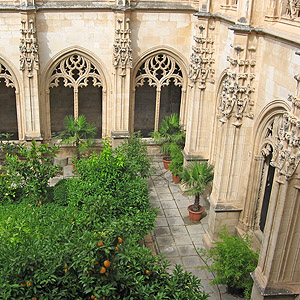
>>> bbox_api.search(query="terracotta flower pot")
[172,173,180,183]
[162,156,171,170]
[187,204,205,222]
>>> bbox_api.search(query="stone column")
[19,12,42,141]
[203,25,257,246]
[111,6,132,148]
[184,11,215,161]
[251,51,300,300]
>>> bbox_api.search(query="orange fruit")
[86,270,89,275]
[32,298,37,300]
[115,245,119,251]
[65,269,68,274]
[65,264,68,269]
[103,260,111,268]
[145,270,150,275]
[100,267,106,274]
[118,237,123,244]
[28,282,33,287]
[97,241,103,247]
[91,296,95,299]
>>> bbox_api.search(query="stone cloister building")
[0,0,299,298]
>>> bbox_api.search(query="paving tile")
[159,245,179,257]
[154,226,171,236]
[181,255,202,268]
[169,225,188,236]
[174,198,191,208]
[185,267,208,280]
[167,216,185,226]
[165,257,183,266]
[200,280,214,295]
[156,208,165,217]
[156,236,175,247]
[190,234,205,244]
[155,217,168,227]
[151,202,162,209]
[178,207,190,218]
[161,200,177,209]
[163,208,181,217]
[173,234,193,246]
[155,186,171,194]
[158,194,174,201]
[177,245,198,256]
[186,224,205,235]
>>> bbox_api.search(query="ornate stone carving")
[218,45,256,126]
[113,18,132,76]
[188,23,215,89]
[283,0,300,20]
[19,19,39,72]
[116,0,130,6]
[135,54,183,89]
[0,63,15,88]
[49,54,103,89]
[271,59,300,180]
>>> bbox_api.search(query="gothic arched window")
[134,54,184,137]
[49,54,103,138]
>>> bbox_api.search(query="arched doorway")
[48,53,103,138]
[133,53,184,137]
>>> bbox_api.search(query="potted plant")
[55,115,97,160]
[169,143,183,183]
[180,161,214,222]
[150,113,185,170]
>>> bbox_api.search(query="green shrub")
[3,141,60,203]
[198,229,259,299]
[53,178,71,206]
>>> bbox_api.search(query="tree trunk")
[194,194,200,211]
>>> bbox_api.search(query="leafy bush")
[3,141,60,203]
[198,229,258,299]
[53,178,72,206]
[116,132,153,178]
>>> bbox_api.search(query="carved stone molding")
[49,54,103,89]
[218,45,256,126]
[19,18,39,72]
[188,22,215,89]
[116,0,130,6]
[271,60,300,180]
[0,63,15,88]
[283,0,300,20]
[135,54,183,90]
[113,17,132,76]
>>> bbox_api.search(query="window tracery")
[49,54,103,90]
[135,54,183,90]
[0,63,15,89]
[134,54,184,132]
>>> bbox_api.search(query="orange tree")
[0,137,209,300]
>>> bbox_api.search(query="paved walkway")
[149,159,245,300]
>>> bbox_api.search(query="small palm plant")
[150,113,185,157]
[55,115,97,159]
[181,161,214,212]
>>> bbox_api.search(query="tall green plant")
[198,229,259,299]
[55,115,97,159]
[150,113,185,156]
[169,142,184,176]
[180,161,213,212]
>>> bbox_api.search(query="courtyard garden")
[0,133,209,300]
